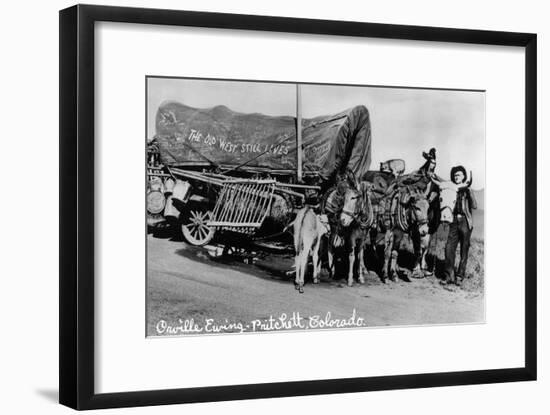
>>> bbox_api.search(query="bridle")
[341,186,374,230]
[410,198,429,225]
[341,192,361,221]
[396,190,429,232]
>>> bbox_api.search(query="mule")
[339,181,374,286]
[292,207,330,294]
[382,186,432,282]
[322,180,374,287]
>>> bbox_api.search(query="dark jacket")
[455,188,477,230]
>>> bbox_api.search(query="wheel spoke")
[197,225,204,239]
[182,208,215,246]
[193,209,204,221]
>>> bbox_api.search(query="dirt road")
[147,234,484,336]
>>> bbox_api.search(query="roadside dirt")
[147,234,484,336]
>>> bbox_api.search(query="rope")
[383,188,410,232]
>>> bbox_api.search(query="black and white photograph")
[146,77,485,337]
[0,0,542,412]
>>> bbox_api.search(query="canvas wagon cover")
[154,102,372,181]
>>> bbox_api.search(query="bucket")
[163,195,179,221]
[164,178,175,195]
[172,180,191,203]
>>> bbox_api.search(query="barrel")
[147,190,165,215]
[269,193,292,224]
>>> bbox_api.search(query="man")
[442,165,477,285]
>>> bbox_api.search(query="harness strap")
[397,198,409,232]
[341,209,356,219]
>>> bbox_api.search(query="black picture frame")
[59,4,537,410]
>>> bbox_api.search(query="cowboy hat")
[450,165,467,182]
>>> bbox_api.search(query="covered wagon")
[147,98,373,247]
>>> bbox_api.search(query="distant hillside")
[472,189,484,211]
[472,189,484,239]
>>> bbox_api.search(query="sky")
[147,77,485,189]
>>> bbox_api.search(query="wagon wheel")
[181,206,216,246]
